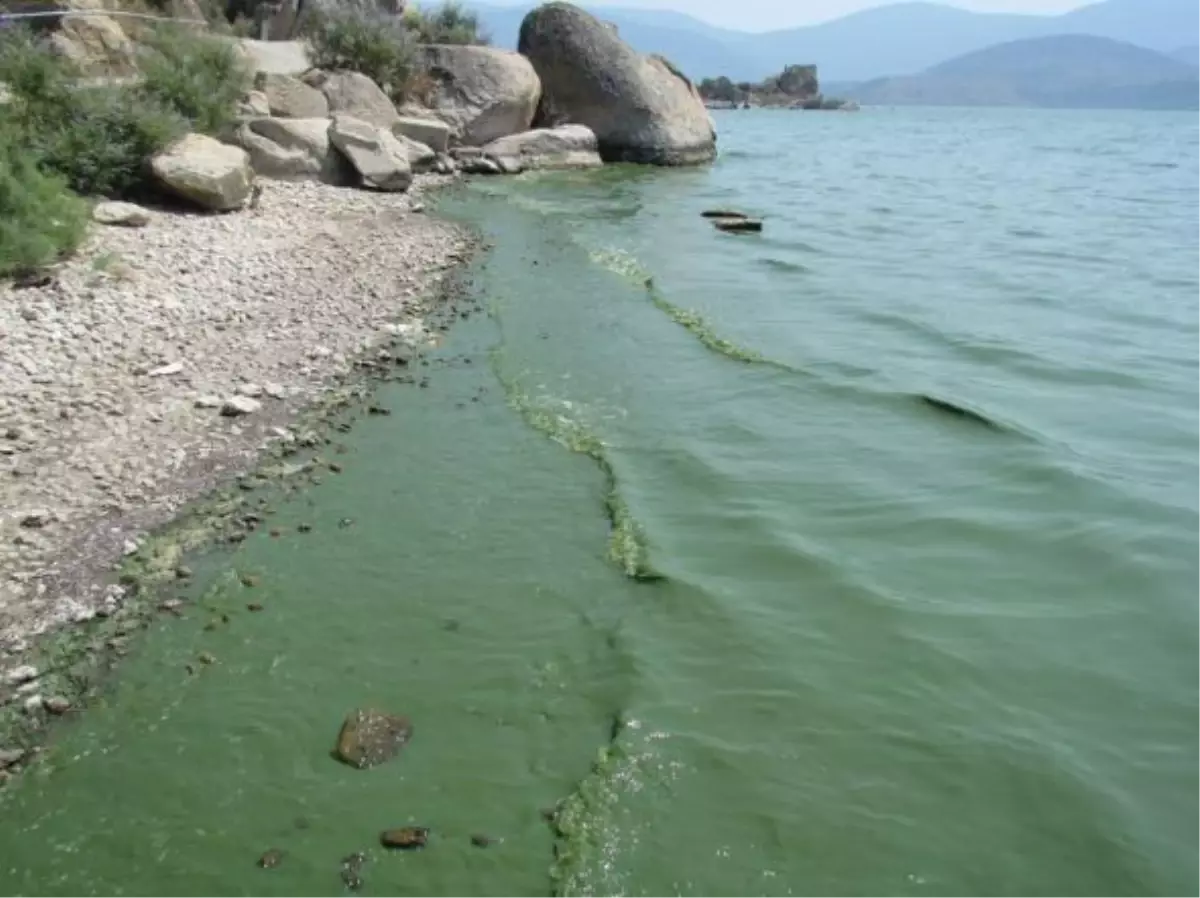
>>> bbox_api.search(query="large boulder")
[235,117,351,183]
[255,72,329,118]
[311,70,400,128]
[328,114,413,192]
[414,45,540,147]
[517,2,715,165]
[150,133,255,211]
[480,124,600,173]
[232,38,311,77]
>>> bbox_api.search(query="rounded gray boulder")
[517,2,716,166]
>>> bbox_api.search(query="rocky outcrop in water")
[478,124,602,173]
[334,708,413,768]
[517,2,716,165]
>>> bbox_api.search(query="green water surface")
[0,107,1196,897]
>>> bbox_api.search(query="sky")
[481,0,1090,31]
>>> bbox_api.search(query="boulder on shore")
[328,114,413,192]
[255,72,329,119]
[150,133,255,211]
[517,2,716,166]
[235,117,353,184]
[480,124,601,173]
[392,115,452,154]
[414,45,541,146]
[310,70,400,129]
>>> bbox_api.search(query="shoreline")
[0,177,478,727]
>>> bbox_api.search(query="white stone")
[264,383,285,399]
[237,383,264,398]
[221,396,262,416]
[93,201,151,228]
[148,362,184,377]
[194,396,222,409]
[4,665,38,685]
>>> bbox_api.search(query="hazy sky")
[486,0,1090,30]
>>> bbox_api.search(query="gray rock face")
[235,117,352,183]
[415,45,540,146]
[392,115,451,154]
[313,70,400,128]
[480,124,601,173]
[255,72,329,118]
[150,133,255,211]
[328,115,413,192]
[394,134,436,172]
[517,2,716,166]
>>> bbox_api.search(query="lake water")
[1,107,1196,896]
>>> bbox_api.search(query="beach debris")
[257,848,285,869]
[147,361,183,377]
[334,708,412,769]
[380,827,428,850]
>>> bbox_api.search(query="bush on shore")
[0,23,249,275]
[302,1,489,101]
[0,136,90,278]
[302,8,416,98]
[403,1,491,46]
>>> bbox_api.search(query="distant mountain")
[1169,45,1200,66]
[840,34,1200,109]
[462,0,1199,83]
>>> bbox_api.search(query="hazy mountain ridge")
[464,0,1198,84]
[839,34,1199,109]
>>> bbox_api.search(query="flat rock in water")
[380,826,428,849]
[712,217,763,233]
[335,708,412,768]
[257,848,285,868]
[701,209,747,219]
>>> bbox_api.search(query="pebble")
[194,395,222,409]
[221,396,262,417]
[23,694,43,713]
[43,695,70,715]
[4,664,38,685]
[0,748,26,769]
[236,383,264,399]
[264,383,285,400]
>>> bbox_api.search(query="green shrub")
[405,1,490,46]
[0,137,89,277]
[0,24,247,198]
[301,8,415,96]
[137,26,251,135]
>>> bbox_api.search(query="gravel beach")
[0,177,472,661]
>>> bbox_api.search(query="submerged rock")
[334,708,413,769]
[380,826,428,849]
[257,848,285,868]
[340,851,367,890]
[712,217,763,233]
